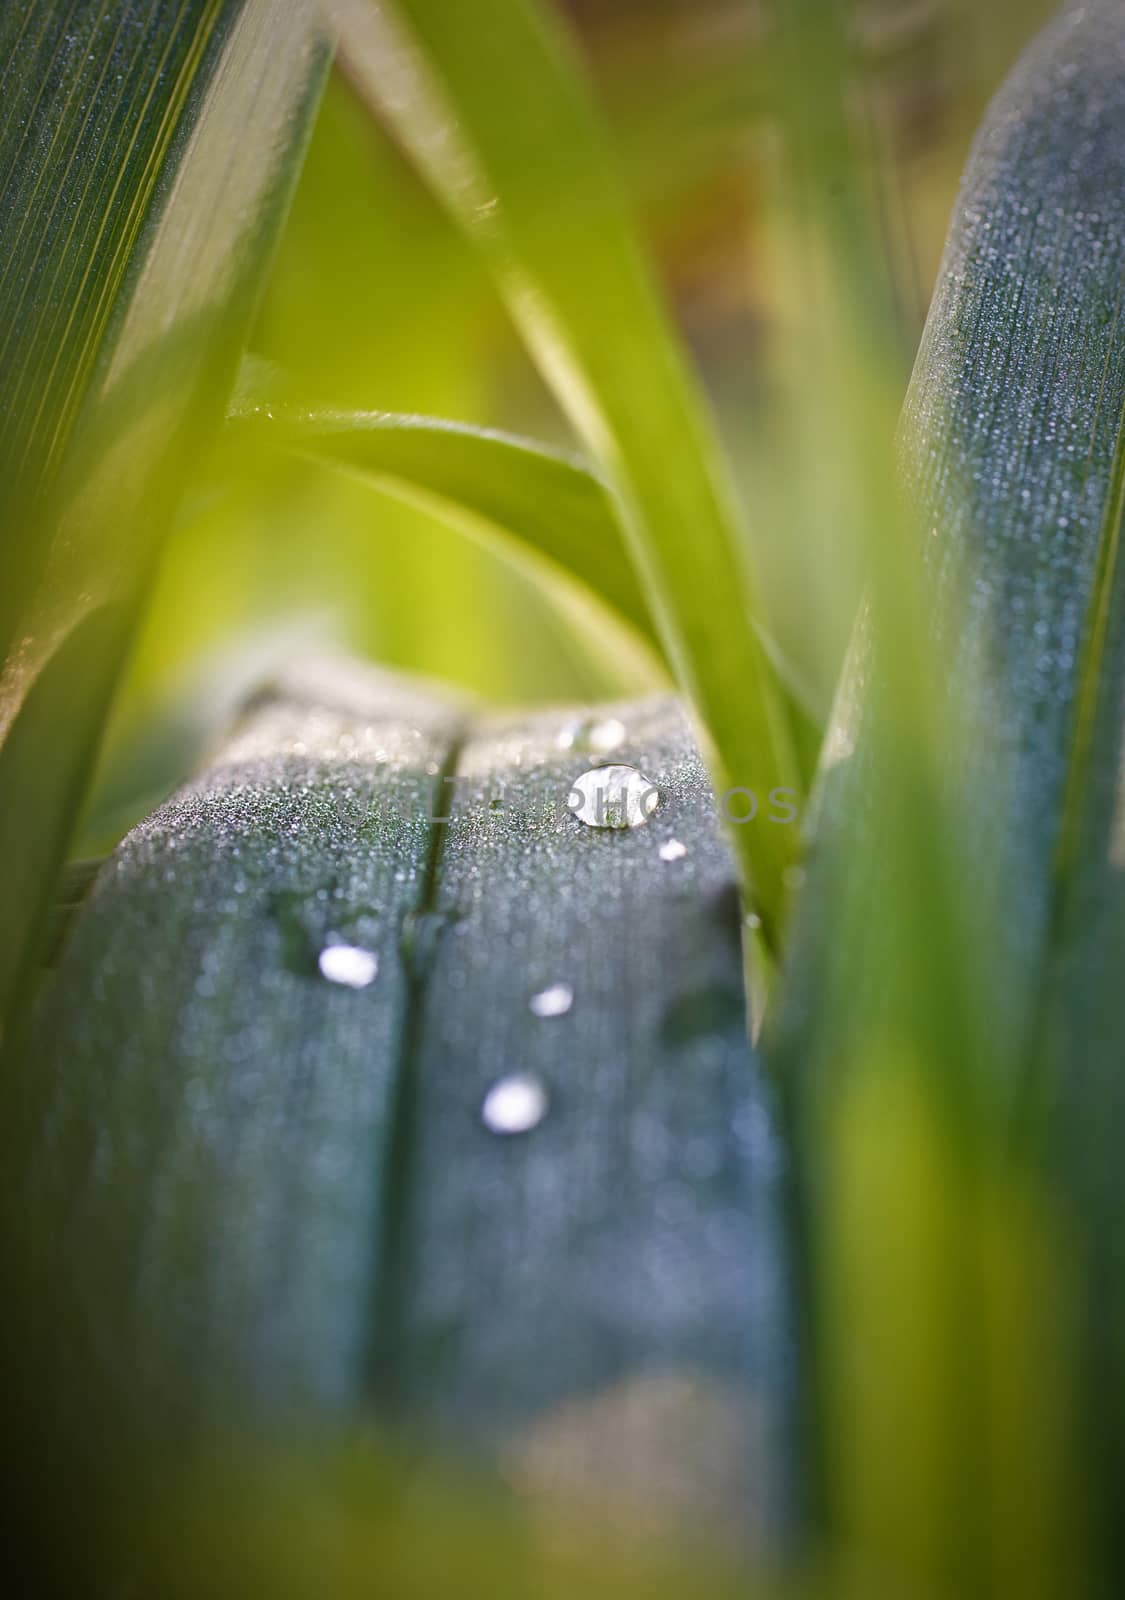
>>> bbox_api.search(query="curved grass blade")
[232,402,660,655]
[327,0,803,948]
[0,0,329,1036]
[230,396,823,781]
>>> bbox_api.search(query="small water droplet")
[659,838,687,862]
[557,715,627,754]
[481,1073,549,1135]
[569,764,659,829]
[318,943,379,988]
[529,982,574,1017]
[745,911,763,932]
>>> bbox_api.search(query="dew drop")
[481,1073,549,1135]
[659,838,687,862]
[557,715,627,754]
[569,764,659,829]
[529,982,574,1017]
[318,943,379,989]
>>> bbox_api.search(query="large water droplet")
[569,764,659,829]
[529,982,574,1018]
[318,943,379,989]
[481,1073,549,1135]
[557,715,627,755]
[659,838,687,862]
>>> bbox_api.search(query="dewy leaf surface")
[1012,8,1125,1573]
[784,0,1125,1092]
[16,667,797,1553]
[17,663,463,1424]
[376,695,796,1549]
[328,0,803,945]
[0,0,329,1034]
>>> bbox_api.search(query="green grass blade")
[759,0,911,697]
[328,0,803,947]
[232,402,660,656]
[0,0,329,1034]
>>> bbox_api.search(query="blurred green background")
[84,0,1054,850]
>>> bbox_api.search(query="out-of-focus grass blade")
[759,0,909,697]
[327,0,803,949]
[777,2,1125,1591]
[136,1439,771,1600]
[232,402,661,657]
[0,1,329,1035]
